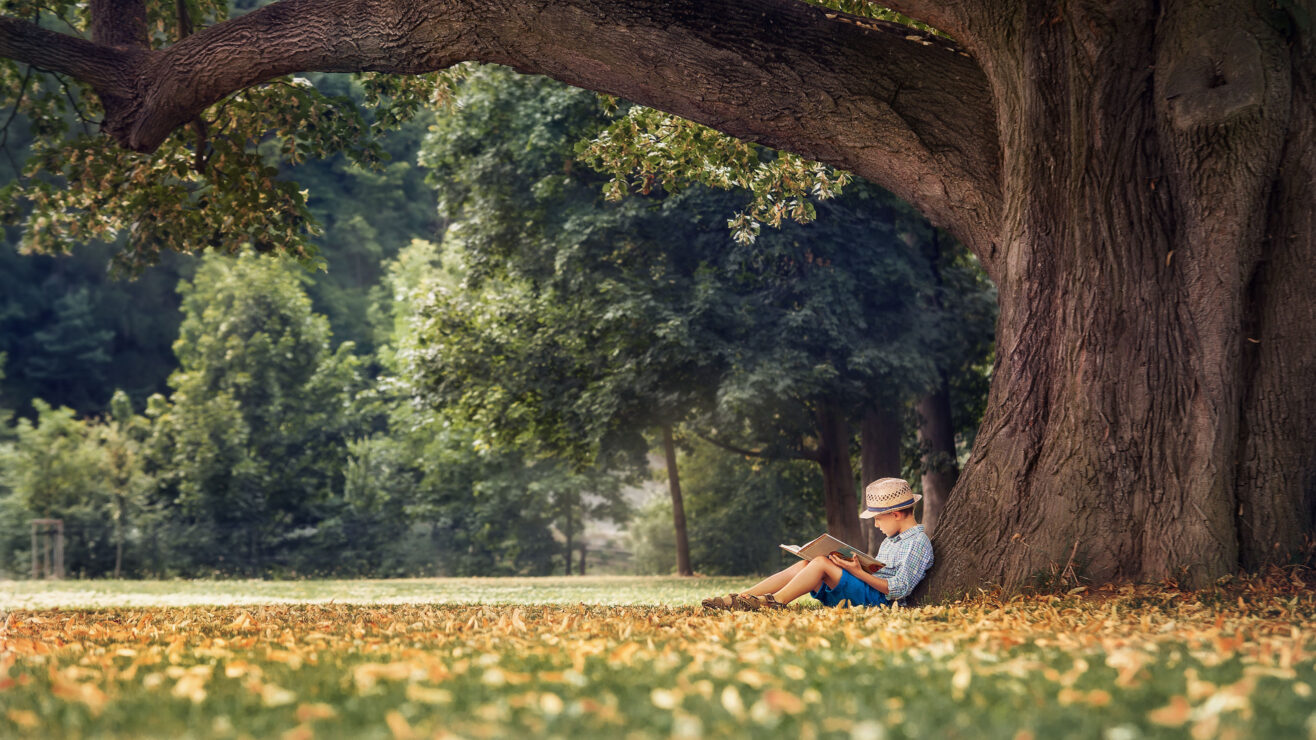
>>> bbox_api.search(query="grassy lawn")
[1,574,1314,738]
[0,575,756,610]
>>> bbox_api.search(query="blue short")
[811,570,891,608]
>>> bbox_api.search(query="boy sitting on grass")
[702,478,933,611]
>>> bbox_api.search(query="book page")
[779,533,883,570]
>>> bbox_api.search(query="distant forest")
[0,68,995,580]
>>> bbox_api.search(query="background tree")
[415,68,726,574]
[374,237,631,576]
[100,389,153,578]
[147,252,362,574]
[0,400,113,575]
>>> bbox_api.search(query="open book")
[780,533,884,573]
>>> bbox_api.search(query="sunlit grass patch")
[1,574,1314,738]
[0,575,757,610]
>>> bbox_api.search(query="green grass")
[0,575,757,610]
[1,576,1314,739]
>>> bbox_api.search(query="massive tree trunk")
[925,1,1314,596]
[3,0,1312,598]
[916,376,957,536]
[860,403,903,554]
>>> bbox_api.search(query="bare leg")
[773,556,844,604]
[738,561,807,596]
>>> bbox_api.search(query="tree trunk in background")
[662,424,694,576]
[562,504,573,576]
[924,3,1315,597]
[114,494,125,579]
[860,403,903,555]
[578,542,587,575]
[815,402,863,546]
[917,374,958,536]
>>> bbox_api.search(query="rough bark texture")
[925,0,1309,597]
[816,403,864,546]
[860,404,903,554]
[916,377,958,536]
[4,0,1314,598]
[662,425,693,576]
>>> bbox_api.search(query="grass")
[1,573,1314,738]
[0,575,755,610]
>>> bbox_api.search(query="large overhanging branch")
[0,0,1002,255]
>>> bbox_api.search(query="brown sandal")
[734,593,789,611]
[701,593,739,611]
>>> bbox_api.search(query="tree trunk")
[815,402,863,545]
[916,375,958,536]
[562,501,574,576]
[860,403,902,555]
[578,541,587,575]
[924,3,1312,597]
[113,493,125,579]
[662,424,694,576]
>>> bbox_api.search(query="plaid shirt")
[874,524,934,604]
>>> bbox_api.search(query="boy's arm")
[883,538,935,601]
[846,564,891,595]
[837,538,934,600]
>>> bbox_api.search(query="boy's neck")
[893,518,919,536]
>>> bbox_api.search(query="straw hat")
[858,478,921,519]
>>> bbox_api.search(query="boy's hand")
[827,552,861,573]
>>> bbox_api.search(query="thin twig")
[0,65,33,173]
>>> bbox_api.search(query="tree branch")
[0,16,140,92]
[0,0,1003,256]
[695,431,821,463]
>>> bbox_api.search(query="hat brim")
[858,492,922,519]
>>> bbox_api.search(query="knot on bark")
[1163,28,1266,129]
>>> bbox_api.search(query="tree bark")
[860,403,902,554]
[662,424,694,576]
[923,1,1310,597]
[916,375,957,536]
[816,402,863,546]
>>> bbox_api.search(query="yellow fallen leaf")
[385,710,414,739]
[172,673,209,703]
[6,709,39,728]
[296,702,338,722]
[261,683,297,707]
[651,687,680,709]
[1148,695,1191,726]
[51,679,107,716]
[763,688,805,714]
[405,683,453,705]
[721,685,745,718]
[354,661,413,692]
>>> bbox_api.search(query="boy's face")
[874,510,907,536]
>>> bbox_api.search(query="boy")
[702,478,933,610]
